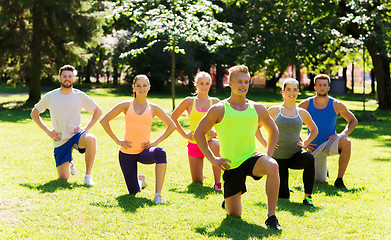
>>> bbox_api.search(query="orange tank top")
[120,100,153,154]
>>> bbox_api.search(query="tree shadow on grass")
[169,182,222,199]
[89,194,155,213]
[0,100,37,123]
[275,198,320,216]
[312,181,365,196]
[20,179,85,193]
[195,216,280,239]
[115,194,154,213]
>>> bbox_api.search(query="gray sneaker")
[70,161,77,175]
[154,193,163,204]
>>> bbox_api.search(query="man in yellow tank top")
[194,65,282,230]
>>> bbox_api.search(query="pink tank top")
[121,100,153,154]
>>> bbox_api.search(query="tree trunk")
[370,69,375,94]
[113,64,119,85]
[343,67,348,93]
[295,64,301,89]
[351,62,355,93]
[171,39,176,111]
[215,64,224,90]
[367,42,391,109]
[27,0,43,104]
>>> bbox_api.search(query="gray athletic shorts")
[312,136,341,182]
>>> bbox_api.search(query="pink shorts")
[187,142,205,158]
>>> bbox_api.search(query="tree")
[338,0,391,109]
[231,0,340,89]
[0,0,101,104]
[112,0,233,110]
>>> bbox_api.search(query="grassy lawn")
[0,87,390,239]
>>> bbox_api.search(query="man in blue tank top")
[299,74,358,189]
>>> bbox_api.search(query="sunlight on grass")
[1,89,390,239]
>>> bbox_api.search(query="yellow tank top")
[188,97,213,144]
[121,100,153,154]
[215,100,258,169]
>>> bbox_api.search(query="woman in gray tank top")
[257,78,318,207]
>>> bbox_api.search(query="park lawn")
[0,88,390,239]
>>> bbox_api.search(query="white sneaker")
[138,174,147,189]
[154,193,163,204]
[70,161,77,175]
[84,175,94,186]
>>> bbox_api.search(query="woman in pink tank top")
[100,75,176,204]
[171,71,222,191]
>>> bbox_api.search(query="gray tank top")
[272,108,303,159]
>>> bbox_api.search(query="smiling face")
[229,72,251,96]
[282,81,299,101]
[133,77,150,97]
[59,70,76,88]
[196,76,212,95]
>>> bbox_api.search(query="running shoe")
[214,181,222,191]
[154,193,163,204]
[334,178,347,189]
[303,196,314,207]
[84,175,94,186]
[265,215,282,230]
[70,161,77,175]
[138,174,147,189]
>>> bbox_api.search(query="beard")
[61,81,73,88]
[317,92,328,97]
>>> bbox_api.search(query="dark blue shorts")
[53,131,86,167]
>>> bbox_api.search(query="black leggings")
[275,151,314,198]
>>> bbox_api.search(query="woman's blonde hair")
[193,71,212,95]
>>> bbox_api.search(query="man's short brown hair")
[59,65,76,77]
[314,74,331,85]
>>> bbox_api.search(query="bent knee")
[339,136,351,149]
[269,158,279,173]
[82,133,97,147]
[155,148,167,164]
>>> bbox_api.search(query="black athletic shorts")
[223,155,264,199]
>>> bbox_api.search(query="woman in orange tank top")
[171,72,222,191]
[100,75,176,204]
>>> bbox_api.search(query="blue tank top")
[307,97,337,149]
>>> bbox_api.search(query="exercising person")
[194,65,282,230]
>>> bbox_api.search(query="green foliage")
[0,0,103,84]
[112,0,233,57]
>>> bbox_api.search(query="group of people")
[31,64,358,231]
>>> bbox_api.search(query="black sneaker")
[221,200,225,209]
[265,215,282,230]
[334,178,347,189]
[303,196,314,207]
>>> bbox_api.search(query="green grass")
[1,87,390,239]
